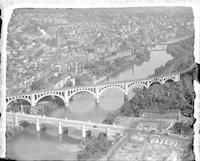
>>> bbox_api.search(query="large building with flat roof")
[139,109,181,120]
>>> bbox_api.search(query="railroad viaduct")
[6,74,180,108]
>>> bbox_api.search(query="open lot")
[112,134,183,161]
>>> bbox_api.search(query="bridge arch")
[127,83,148,93]
[6,98,32,114]
[148,81,162,88]
[99,86,125,97]
[6,97,32,107]
[163,78,175,84]
[68,89,96,101]
[35,94,65,106]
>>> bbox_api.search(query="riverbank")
[105,51,151,80]
[81,48,151,85]
[153,37,194,76]
[105,49,151,78]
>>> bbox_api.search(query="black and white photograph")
[1,0,200,161]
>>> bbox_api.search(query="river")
[7,50,173,160]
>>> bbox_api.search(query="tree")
[77,151,91,161]
[96,132,109,152]
[86,130,92,139]
[77,131,111,161]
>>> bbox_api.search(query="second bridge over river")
[7,112,124,137]
[6,73,181,108]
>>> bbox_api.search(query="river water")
[7,50,173,160]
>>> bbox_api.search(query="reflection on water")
[109,50,172,81]
[7,50,173,160]
[7,126,81,160]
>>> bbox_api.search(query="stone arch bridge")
[6,73,180,108]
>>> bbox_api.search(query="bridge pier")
[94,100,100,121]
[81,125,86,146]
[14,115,19,126]
[59,134,62,143]
[64,104,71,119]
[36,118,40,131]
[95,87,100,105]
[20,104,24,113]
[64,92,70,112]
[81,125,86,138]
[106,128,110,136]
[95,97,100,110]
[95,97,100,119]
[58,121,63,134]
[31,94,37,107]
[64,100,69,107]
[124,83,128,96]
[124,94,128,102]
[95,97,100,104]
[63,127,68,134]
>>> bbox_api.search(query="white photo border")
[1,0,199,160]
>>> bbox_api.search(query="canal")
[7,50,173,160]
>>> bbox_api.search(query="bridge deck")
[7,112,124,132]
